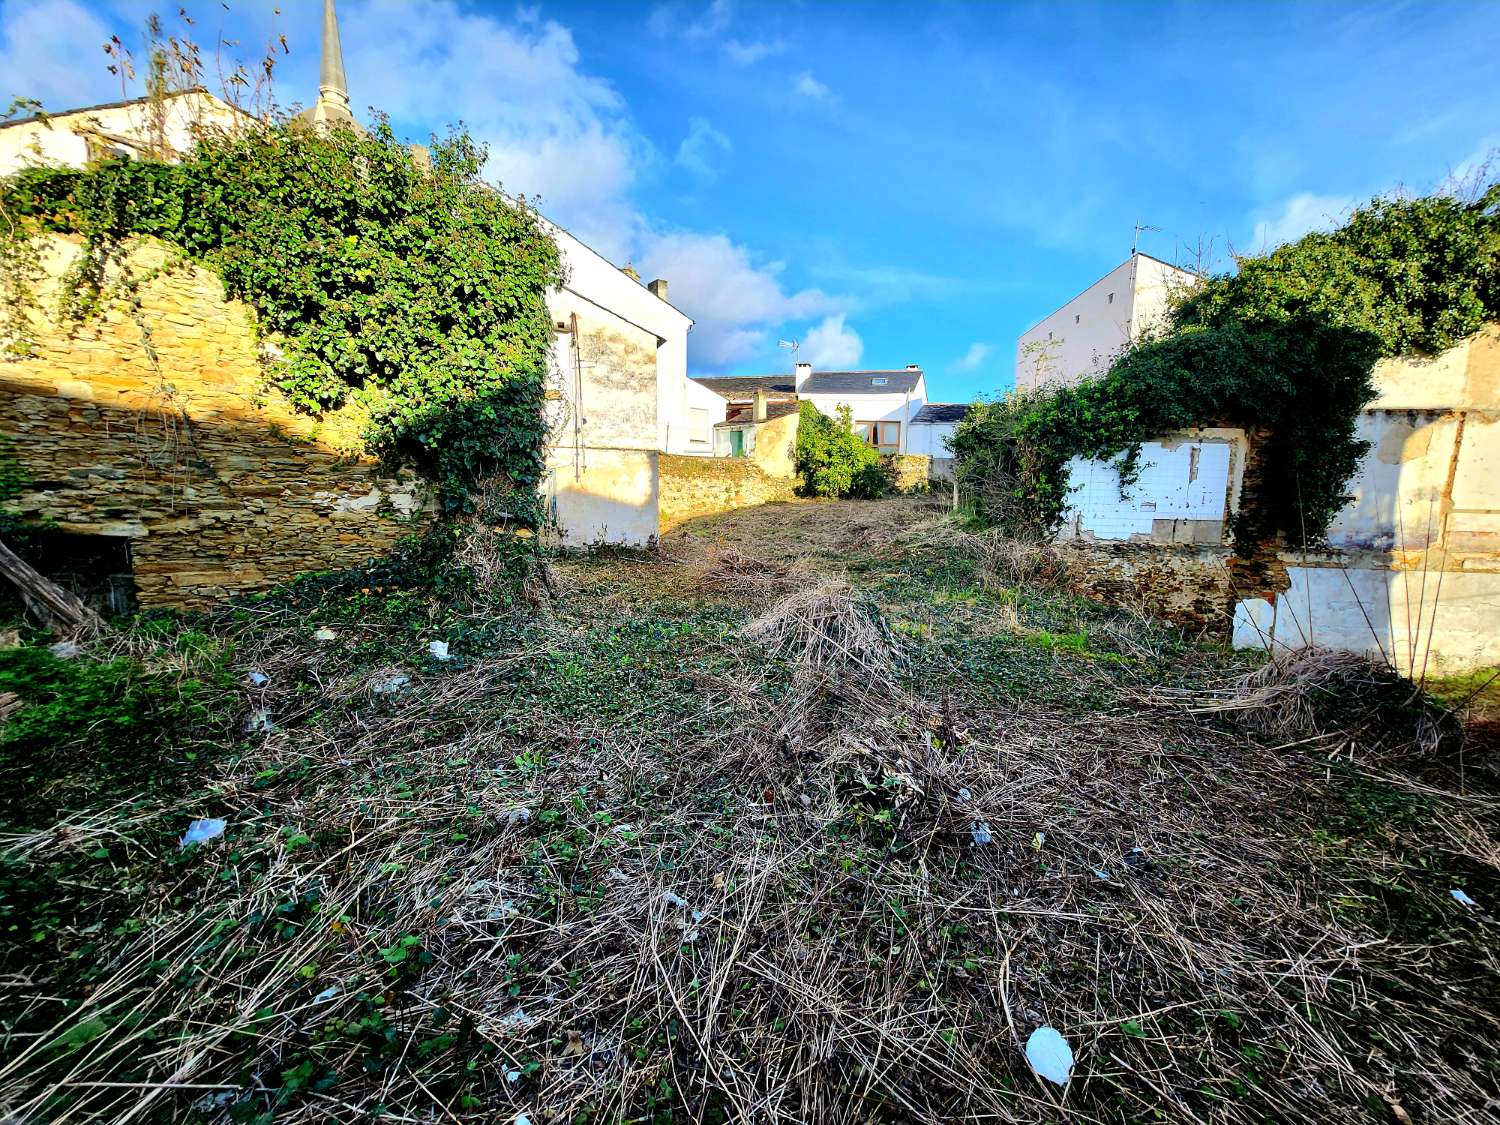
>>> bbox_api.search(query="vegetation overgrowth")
[792,401,887,498]
[0,496,1494,1124]
[953,182,1500,546]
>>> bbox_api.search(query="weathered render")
[2,236,432,608]
[1233,327,1500,673]
[1051,328,1500,672]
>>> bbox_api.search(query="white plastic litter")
[244,709,275,734]
[661,890,689,909]
[369,670,411,695]
[312,986,339,1003]
[514,1114,533,1125]
[313,627,338,642]
[1025,1025,1074,1086]
[958,787,972,801]
[1451,888,1477,908]
[247,670,269,686]
[505,808,532,826]
[180,818,227,848]
[48,641,82,659]
[969,821,993,846]
[428,640,451,661]
[1093,869,1112,880]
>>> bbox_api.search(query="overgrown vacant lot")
[1,497,1496,1123]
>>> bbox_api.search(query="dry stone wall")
[2,235,434,608]
[658,454,796,534]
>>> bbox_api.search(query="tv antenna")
[778,338,799,354]
[1132,221,1160,256]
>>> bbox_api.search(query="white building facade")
[1016,252,1197,392]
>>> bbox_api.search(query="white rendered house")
[1015,252,1198,392]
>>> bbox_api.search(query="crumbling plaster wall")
[1,235,433,608]
[543,293,663,547]
[1234,326,1500,673]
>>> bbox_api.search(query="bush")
[1,120,564,519]
[793,402,887,499]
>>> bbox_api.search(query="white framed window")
[858,420,901,452]
[871,377,888,386]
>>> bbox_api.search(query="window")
[1074,314,1081,324]
[858,420,901,452]
[1108,292,1114,304]
[689,407,710,444]
[871,377,888,386]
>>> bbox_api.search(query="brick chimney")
[753,389,768,422]
[794,361,813,392]
[621,264,640,282]
[647,278,668,300]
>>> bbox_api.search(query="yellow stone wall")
[658,453,797,534]
[1,235,434,608]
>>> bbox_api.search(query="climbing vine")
[0,118,564,519]
[953,182,1500,549]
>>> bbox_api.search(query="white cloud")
[723,37,782,66]
[1446,133,1498,196]
[794,71,831,101]
[801,314,863,369]
[649,0,735,42]
[0,0,118,111]
[955,342,991,371]
[324,0,650,261]
[637,231,844,368]
[675,116,731,179]
[1250,192,1356,250]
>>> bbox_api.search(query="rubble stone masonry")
[2,235,434,608]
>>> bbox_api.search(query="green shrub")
[0,638,234,826]
[793,402,887,499]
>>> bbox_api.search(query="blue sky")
[3,0,1496,401]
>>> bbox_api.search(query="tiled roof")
[691,375,797,398]
[801,369,923,395]
[715,400,800,428]
[913,403,970,424]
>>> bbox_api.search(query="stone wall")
[658,454,797,534]
[2,235,433,608]
[883,454,932,494]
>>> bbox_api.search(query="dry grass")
[1,501,1496,1123]
[1191,646,1465,762]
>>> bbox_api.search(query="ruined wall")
[1234,326,1500,673]
[658,454,797,534]
[1060,542,1238,631]
[2,235,432,609]
[1046,328,1500,671]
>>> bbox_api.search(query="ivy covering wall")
[1,119,563,520]
[953,183,1500,548]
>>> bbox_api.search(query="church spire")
[318,0,350,111]
[298,0,357,129]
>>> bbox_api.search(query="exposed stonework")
[658,454,796,533]
[1060,542,1238,632]
[883,454,931,494]
[2,235,434,608]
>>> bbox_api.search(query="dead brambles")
[1192,646,1465,762]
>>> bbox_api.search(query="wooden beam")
[0,537,105,636]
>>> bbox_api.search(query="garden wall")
[658,454,796,533]
[2,235,433,608]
